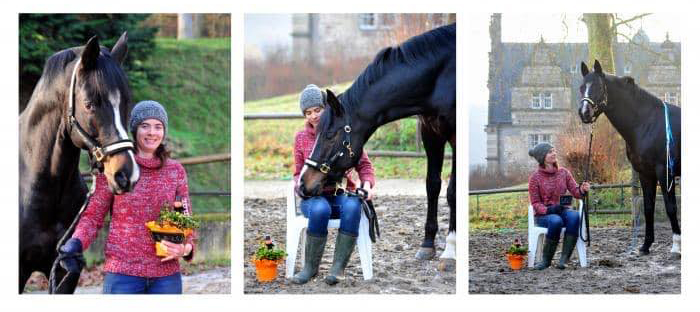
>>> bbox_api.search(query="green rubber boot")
[556,235,578,269]
[534,238,558,270]
[291,231,327,284]
[324,232,357,285]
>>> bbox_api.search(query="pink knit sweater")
[528,166,584,216]
[73,155,195,277]
[293,122,376,192]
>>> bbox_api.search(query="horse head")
[299,90,363,197]
[68,33,139,194]
[578,60,609,124]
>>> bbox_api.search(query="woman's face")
[544,148,558,165]
[304,106,324,128]
[136,118,164,156]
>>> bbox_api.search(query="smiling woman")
[60,100,196,294]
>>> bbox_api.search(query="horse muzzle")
[103,152,139,194]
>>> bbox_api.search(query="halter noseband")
[579,77,609,123]
[67,57,134,164]
[304,113,356,175]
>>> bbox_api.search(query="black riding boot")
[324,232,357,285]
[556,235,578,269]
[291,231,327,284]
[535,238,558,270]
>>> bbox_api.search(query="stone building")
[485,14,681,173]
[291,13,454,65]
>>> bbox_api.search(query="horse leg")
[416,124,446,260]
[438,148,456,272]
[656,167,681,255]
[639,174,657,255]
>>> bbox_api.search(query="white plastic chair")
[285,181,373,280]
[528,200,588,268]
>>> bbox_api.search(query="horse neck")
[602,80,654,143]
[20,97,82,192]
[343,84,429,143]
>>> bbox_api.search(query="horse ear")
[81,35,100,70]
[326,89,345,117]
[593,59,603,75]
[580,62,589,77]
[111,31,128,65]
[623,76,635,85]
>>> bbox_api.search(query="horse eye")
[84,101,93,110]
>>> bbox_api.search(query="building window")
[531,94,541,109]
[531,92,553,109]
[529,134,552,149]
[665,92,679,105]
[624,65,632,74]
[359,13,378,30]
[543,92,553,109]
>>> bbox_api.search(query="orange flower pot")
[506,254,525,270]
[253,259,281,282]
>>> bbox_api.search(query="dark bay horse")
[578,60,681,255]
[299,24,456,269]
[19,33,139,293]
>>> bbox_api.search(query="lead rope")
[580,125,593,247]
[48,170,96,294]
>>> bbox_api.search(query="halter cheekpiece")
[304,108,356,175]
[67,57,134,164]
[579,77,609,123]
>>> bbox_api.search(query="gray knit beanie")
[528,142,554,165]
[299,84,326,114]
[129,100,168,137]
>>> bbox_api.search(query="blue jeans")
[103,272,182,294]
[535,207,580,242]
[300,194,362,237]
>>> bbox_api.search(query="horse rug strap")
[664,102,676,193]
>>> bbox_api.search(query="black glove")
[546,205,562,215]
[58,238,85,274]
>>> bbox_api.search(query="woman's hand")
[361,181,374,201]
[160,241,193,262]
[580,181,591,193]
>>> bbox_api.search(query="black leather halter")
[579,77,609,123]
[67,57,134,165]
[304,113,356,175]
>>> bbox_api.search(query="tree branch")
[617,32,663,57]
[613,13,653,28]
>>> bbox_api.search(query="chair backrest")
[286,181,299,221]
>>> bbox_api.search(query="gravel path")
[469,226,681,294]
[244,195,455,294]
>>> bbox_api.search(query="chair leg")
[357,215,373,280]
[577,237,588,267]
[528,234,537,268]
[286,225,302,278]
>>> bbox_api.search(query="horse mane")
[340,23,456,109]
[610,74,664,108]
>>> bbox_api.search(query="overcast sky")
[468,13,683,167]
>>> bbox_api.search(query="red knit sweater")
[528,166,584,216]
[293,122,376,192]
[73,155,195,277]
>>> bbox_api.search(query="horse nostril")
[115,171,129,191]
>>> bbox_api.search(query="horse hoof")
[671,252,681,260]
[415,247,436,260]
[438,258,456,272]
[639,248,650,256]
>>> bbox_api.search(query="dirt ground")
[469,225,681,294]
[244,196,456,294]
